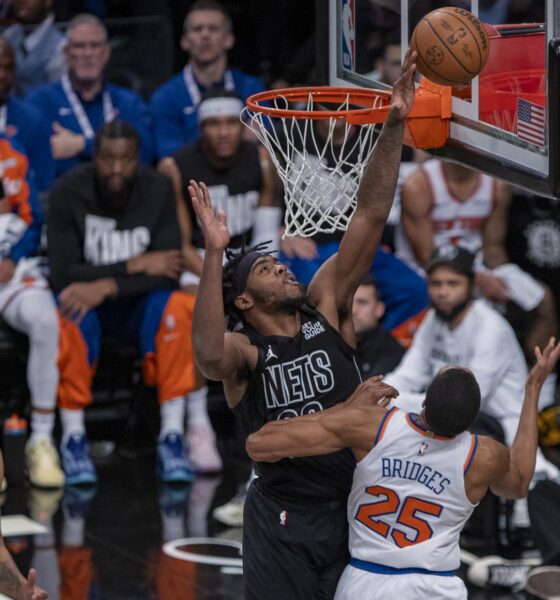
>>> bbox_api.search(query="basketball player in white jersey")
[384,245,558,479]
[246,338,560,599]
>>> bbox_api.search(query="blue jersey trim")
[463,433,478,475]
[350,557,455,577]
[374,407,397,446]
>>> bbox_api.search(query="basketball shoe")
[212,492,245,527]
[157,431,194,483]
[467,555,542,592]
[60,433,97,485]
[25,438,64,488]
[186,424,222,474]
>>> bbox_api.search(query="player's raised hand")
[21,568,48,600]
[388,47,417,122]
[188,180,230,251]
[527,337,560,390]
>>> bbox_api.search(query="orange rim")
[245,86,392,121]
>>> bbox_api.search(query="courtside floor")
[1,435,549,599]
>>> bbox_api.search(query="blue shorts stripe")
[350,557,455,577]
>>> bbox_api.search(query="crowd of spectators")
[0,1,558,595]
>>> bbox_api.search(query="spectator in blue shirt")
[3,0,66,97]
[26,13,153,177]
[150,0,265,160]
[0,37,54,192]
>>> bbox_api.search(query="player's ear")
[375,300,386,320]
[234,293,253,312]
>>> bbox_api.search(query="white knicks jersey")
[347,408,477,572]
[395,159,495,272]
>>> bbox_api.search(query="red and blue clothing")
[0,136,42,263]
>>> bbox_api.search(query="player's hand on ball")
[345,376,399,408]
[388,47,417,123]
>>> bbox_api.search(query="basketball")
[410,7,490,86]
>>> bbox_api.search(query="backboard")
[325,0,560,198]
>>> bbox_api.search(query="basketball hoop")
[242,79,451,237]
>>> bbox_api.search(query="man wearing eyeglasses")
[26,13,153,177]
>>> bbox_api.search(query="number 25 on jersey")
[355,485,443,547]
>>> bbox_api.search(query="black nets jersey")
[233,304,362,502]
[173,140,263,249]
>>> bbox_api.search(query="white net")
[242,90,383,237]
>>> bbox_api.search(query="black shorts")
[243,479,349,600]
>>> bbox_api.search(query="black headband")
[232,250,266,297]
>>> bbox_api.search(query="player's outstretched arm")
[189,180,246,382]
[246,378,397,462]
[489,337,560,499]
[309,49,417,315]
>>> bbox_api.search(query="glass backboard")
[326,0,560,198]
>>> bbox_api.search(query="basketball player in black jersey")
[190,49,418,600]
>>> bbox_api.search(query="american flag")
[517,98,546,146]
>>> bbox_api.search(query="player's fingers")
[27,567,36,586]
[218,209,227,227]
[377,396,391,408]
[200,181,212,204]
[190,180,207,206]
[535,346,543,362]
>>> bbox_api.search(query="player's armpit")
[195,331,257,383]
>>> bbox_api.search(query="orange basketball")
[410,7,490,86]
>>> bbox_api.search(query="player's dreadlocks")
[222,242,275,329]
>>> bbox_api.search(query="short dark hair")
[184,0,232,33]
[222,242,274,328]
[94,120,140,154]
[359,273,380,301]
[424,367,481,436]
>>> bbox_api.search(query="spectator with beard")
[47,120,197,485]
[383,245,560,521]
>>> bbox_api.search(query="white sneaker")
[467,555,542,592]
[25,438,65,488]
[186,424,223,474]
[212,492,245,527]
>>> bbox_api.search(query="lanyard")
[182,65,235,107]
[0,105,6,134]
[61,74,115,139]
